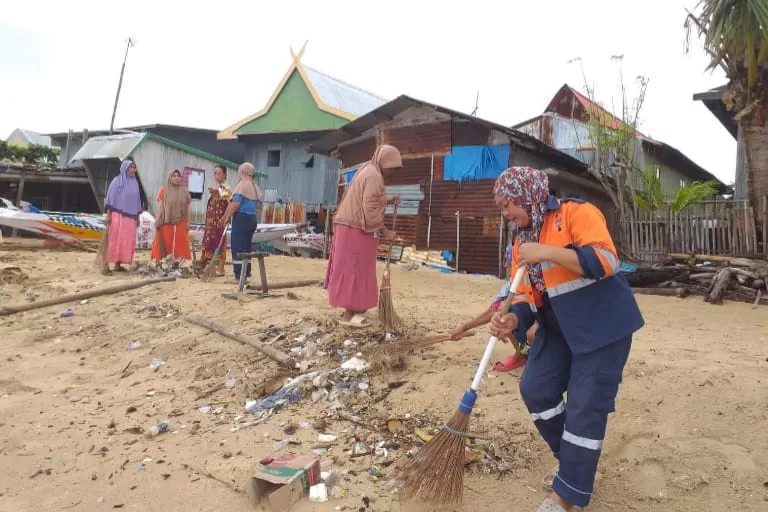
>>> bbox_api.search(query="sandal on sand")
[339,314,370,328]
[493,355,526,372]
[536,498,566,512]
[542,466,559,490]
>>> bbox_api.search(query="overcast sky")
[0,0,735,183]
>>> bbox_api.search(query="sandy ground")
[0,241,766,512]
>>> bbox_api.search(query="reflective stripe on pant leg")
[554,335,632,508]
[519,330,571,458]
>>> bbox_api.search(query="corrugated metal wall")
[245,140,339,207]
[334,118,617,276]
[131,140,238,224]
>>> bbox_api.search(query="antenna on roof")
[110,37,136,135]
[471,90,480,116]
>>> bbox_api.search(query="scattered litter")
[309,483,328,503]
[198,405,212,414]
[60,309,74,318]
[149,358,165,371]
[149,422,169,437]
[80,299,89,305]
[225,377,238,389]
[127,341,142,351]
[340,357,369,371]
[317,434,337,443]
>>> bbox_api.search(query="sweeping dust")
[0,241,766,512]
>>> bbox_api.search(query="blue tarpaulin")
[343,169,357,185]
[443,145,510,182]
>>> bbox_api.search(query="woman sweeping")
[219,163,261,283]
[103,159,142,274]
[325,144,402,328]
[151,169,192,261]
[487,167,644,512]
[201,164,232,277]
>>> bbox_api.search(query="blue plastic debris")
[620,261,638,273]
[246,387,302,415]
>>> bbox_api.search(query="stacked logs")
[626,254,768,306]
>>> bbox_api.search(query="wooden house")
[310,95,612,276]
[217,45,387,222]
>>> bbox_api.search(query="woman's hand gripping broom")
[396,266,527,504]
[377,197,400,332]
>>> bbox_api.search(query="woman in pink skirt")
[103,159,142,273]
[325,145,402,327]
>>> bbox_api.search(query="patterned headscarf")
[494,167,550,292]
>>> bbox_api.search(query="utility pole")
[110,38,135,134]
[471,90,480,116]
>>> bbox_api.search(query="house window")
[267,150,281,168]
[655,167,661,179]
[680,178,686,188]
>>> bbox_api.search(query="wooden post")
[762,196,768,257]
[0,277,176,316]
[455,210,460,273]
[322,207,331,260]
[10,176,25,238]
[185,314,297,369]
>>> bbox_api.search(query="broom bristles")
[398,409,470,504]
[94,230,110,273]
[200,253,220,282]
[378,273,401,331]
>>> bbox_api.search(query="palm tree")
[685,0,768,217]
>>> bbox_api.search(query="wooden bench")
[236,251,270,294]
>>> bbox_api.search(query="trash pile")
[214,317,540,508]
[131,256,193,279]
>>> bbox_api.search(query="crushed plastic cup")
[149,421,169,437]
[149,358,165,371]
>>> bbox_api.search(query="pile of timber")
[400,246,450,267]
[628,253,768,306]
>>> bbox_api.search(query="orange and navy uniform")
[508,196,644,354]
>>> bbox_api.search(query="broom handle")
[385,200,399,270]
[470,266,526,391]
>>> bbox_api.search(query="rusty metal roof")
[309,95,587,176]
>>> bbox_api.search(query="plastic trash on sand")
[309,483,328,502]
[340,356,369,371]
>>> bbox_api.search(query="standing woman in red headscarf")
[325,145,403,328]
[488,166,644,512]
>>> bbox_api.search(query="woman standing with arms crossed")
[219,163,262,283]
[487,167,644,512]
[201,164,232,277]
[325,145,402,328]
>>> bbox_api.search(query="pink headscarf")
[494,167,550,292]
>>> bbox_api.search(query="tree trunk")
[741,109,768,242]
[704,268,732,305]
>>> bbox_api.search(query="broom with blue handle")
[397,266,527,504]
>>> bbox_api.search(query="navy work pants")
[231,212,257,281]
[519,304,632,507]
